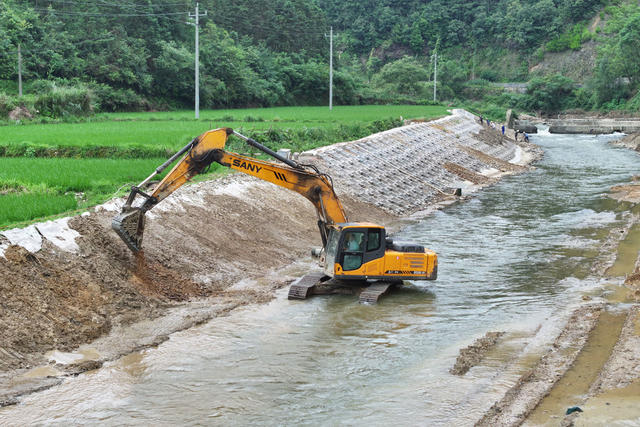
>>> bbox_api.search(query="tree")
[373,56,429,96]
[152,41,194,104]
[525,74,576,114]
[617,13,640,87]
[409,22,424,54]
[591,11,640,107]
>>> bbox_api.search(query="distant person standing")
[479,116,484,124]
[524,132,529,142]
[501,125,505,135]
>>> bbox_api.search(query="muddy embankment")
[0,109,539,404]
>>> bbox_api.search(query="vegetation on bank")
[0,105,447,156]
[0,105,448,229]
[0,157,176,227]
[2,0,640,119]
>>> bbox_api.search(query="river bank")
[475,133,640,426]
[0,109,539,405]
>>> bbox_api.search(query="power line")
[31,4,326,36]
[32,8,190,16]
[36,0,189,8]
[0,34,118,57]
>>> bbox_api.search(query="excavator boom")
[214,151,347,226]
[112,128,346,251]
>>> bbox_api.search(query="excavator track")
[289,273,397,304]
[288,272,329,300]
[358,282,394,304]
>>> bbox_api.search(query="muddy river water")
[1,132,639,425]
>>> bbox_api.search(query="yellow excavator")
[112,128,437,303]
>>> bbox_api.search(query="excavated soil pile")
[450,331,505,376]
[0,109,537,390]
[0,180,396,373]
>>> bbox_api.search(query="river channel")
[1,131,638,425]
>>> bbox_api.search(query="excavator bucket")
[111,207,146,252]
[111,129,234,252]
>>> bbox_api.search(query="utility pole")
[18,44,22,97]
[188,3,207,119]
[325,26,334,110]
[471,44,476,80]
[433,49,437,102]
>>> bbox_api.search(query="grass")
[94,105,450,123]
[0,105,450,228]
[0,120,281,150]
[0,157,194,228]
[0,157,177,192]
[0,105,449,152]
[0,193,78,227]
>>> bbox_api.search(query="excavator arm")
[112,128,347,252]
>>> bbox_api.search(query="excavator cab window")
[324,229,341,270]
[342,230,365,271]
[367,229,381,251]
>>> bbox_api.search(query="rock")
[565,406,583,415]
[506,109,515,129]
[8,107,33,121]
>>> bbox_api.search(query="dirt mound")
[444,162,491,185]
[0,215,164,371]
[1,244,113,369]
[0,174,396,373]
[450,331,505,376]
[132,251,210,300]
[609,175,640,204]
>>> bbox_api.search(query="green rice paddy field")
[0,105,449,228]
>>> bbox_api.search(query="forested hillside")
[1,0,639,117]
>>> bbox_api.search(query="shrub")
[546,23,592,52]
[478,69,499,82]
[626,91,640,111]
[89,84,147,112]
[29,80,56,94]
[34,86,95,118]
[523,74,577,114]
[0,93,16,118]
